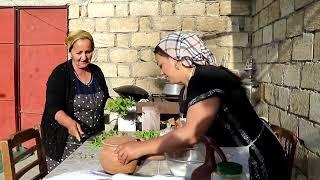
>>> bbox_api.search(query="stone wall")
[67,0,251,96]
[252,0,320,179]
[0,0,251,96]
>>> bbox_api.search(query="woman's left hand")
[115,141,144,165]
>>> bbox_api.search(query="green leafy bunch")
[134,129,160,141]
[105,97,135,117]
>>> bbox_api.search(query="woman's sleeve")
[186,74,226,108]
[45,67,67,119]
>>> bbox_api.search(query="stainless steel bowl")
[165,143,205,179]
[162,83,184,96]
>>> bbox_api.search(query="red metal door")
[19,8,67,130]
[0,8,17,139]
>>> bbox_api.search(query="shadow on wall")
[201,0,251,71]
[200,0,264,108]
[202,1,320,180]
[287,122,320,179]
[293,154,320,180]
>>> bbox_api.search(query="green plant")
[105,97,135,117]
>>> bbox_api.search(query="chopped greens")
[133,129,160,141]
[89,130,127,148]
[89,129,160,148]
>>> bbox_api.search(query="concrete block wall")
[252,0,320,179]
[67,0,251,96]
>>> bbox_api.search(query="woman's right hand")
[67,120,84,141]
[54,110,84,141]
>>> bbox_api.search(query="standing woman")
[41,30,110,172]
[115,32,288,180]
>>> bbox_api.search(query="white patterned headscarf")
[156,32,218,67]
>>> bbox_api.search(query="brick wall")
[67,0,251,96]
[252,0,320,179]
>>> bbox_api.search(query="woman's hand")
[115,141,144,165]
[67,120,84,141]
[54,110,84,141]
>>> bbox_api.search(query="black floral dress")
[179,66,288,180]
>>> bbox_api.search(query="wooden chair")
[270,124,298,180]
[0,127,47,180]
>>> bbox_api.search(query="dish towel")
[45,170,112,180]
[113,174,185,180]
[45,171,184,180]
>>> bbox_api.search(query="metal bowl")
[162,83,184,96]
[165,143,205,179]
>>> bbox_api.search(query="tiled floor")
[0,154,40,180]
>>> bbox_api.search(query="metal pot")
[162,83,184,96]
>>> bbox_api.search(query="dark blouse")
[41,60,109,161]
[179,66,288,180]
[180,65,263,146]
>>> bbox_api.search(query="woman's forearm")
[141,127,199,155]
[55,110,83,141]
[54,110,76,129]
[141,97,220,156]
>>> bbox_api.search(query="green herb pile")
[105,97,135,117]
[78,152,95,159]
[89,129,160,148]
[89,130,127,148]
[133,129,160,141]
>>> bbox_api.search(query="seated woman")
[115,32,288,180]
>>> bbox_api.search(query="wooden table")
[44,140,172,179]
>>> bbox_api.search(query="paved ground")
[0,154,40,180]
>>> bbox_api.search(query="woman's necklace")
[74,70,92,86]
[72,62,92,86]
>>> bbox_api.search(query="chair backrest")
[0,128,47,180]
[270,124,298,179]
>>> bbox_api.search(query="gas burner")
[149,94,179,102]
